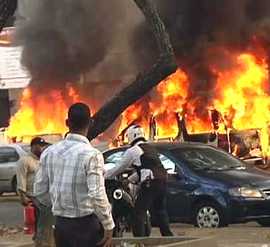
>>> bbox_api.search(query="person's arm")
[86,150,114,230]
[16,157,27,193]
[16,157,31,206]
[105,149,134,179]
[33,153,51,207]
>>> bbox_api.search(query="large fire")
[118,49,270,154]
[7,85,81,142]
[5,46,270,156]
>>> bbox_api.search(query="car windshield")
[170,146,244,171]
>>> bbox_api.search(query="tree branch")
[88,0,177,140]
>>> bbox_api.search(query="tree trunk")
[88,0,177,140]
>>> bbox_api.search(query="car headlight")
[229,187,263,198]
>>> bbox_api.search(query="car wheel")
[0,192,3,196]
[194,202,227,228]
[257,219,270,227]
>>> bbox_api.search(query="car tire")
[194,202,227,228]
[257,219,270,227]
[0,192,3,196]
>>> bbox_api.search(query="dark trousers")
[133,179,173,237]
[55,214,103,247]
[32,199,55,247]
[33,204,39,241]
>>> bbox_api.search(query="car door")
[104,149,192,222]
[159,153,192,222]
[0,146,20,191]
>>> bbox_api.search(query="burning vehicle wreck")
[113,109,265,168]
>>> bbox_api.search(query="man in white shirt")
[34,103,114,247]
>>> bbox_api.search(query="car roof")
[0,143,28,148]
[0,143,29,153]
[104,141,214,153]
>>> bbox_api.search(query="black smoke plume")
[16,0,126,83]
[15,0,270,134]
[129,0,270,122]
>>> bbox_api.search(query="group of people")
[16,102,173,247]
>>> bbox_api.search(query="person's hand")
[122,178,130,188]
[20,195,32,206]
[97,229,113,247]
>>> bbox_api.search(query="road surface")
[1,194,270,247]
[0,194,23,226]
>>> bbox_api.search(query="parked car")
[103,142,270,228]
[0,144,29,195]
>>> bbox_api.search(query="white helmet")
[126,125,145,144]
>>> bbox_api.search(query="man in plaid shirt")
[34,103,114,247]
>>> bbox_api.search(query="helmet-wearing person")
[126,125,145,144]
[106,125,173,237]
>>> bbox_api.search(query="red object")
[24,204,36,235]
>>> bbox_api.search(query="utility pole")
[0,89,10,127]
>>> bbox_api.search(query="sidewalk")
[1,224,270,247]
[0,236,215,247]
[0,234,32,247]
[0,242,32,247]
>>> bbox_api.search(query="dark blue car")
[103,142,270,228]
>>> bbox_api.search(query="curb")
[0,236,215,247]
[112,236,216,247]
[0,242,33,247]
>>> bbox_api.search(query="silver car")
[0,144,29,195]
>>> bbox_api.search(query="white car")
[0,144,29,195]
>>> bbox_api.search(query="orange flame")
[7,86,81,141]
[119,69,189,139]
[118,50,270,155]
[213,53,270,155]
[6,46,270,157]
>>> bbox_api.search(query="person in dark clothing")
[106,125,173,237]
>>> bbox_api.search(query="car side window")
[105,151,125,164]
[159,154,177,174]
[0,147,19,163]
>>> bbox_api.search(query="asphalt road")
[0,194,23,226]
[1,195,270,246]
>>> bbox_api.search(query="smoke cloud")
[15,0,270,134]
[129,0,270,121]
[15,0,132,83]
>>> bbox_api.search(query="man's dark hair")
[67,103,91,132]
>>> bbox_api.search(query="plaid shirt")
[34,133,114,231]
